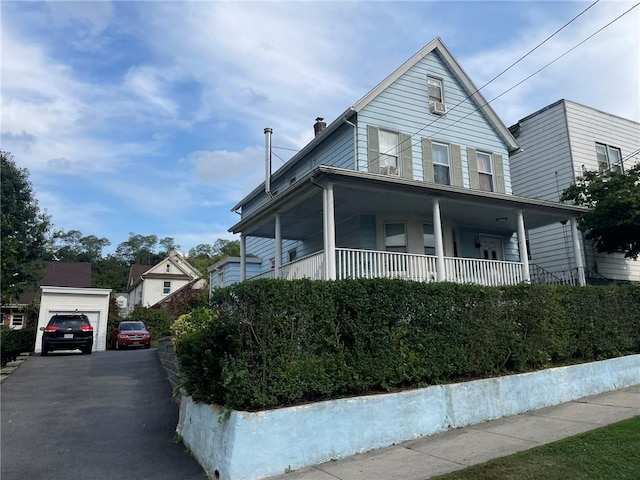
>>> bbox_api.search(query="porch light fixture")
[496,217,508,222]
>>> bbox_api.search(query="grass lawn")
[431,416,640,480]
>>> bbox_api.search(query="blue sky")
[2,1,638,255]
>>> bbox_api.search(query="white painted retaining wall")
[177,355,640,480]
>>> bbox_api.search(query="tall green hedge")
[1,326,36,366]
[174,279,640,411]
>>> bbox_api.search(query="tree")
[561,164,640,259]
[1,152,52,303]
[158,237,181,256]
[115,233,160,265]
[49,229,110,263]
[188,239,240,277]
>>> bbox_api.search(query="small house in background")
[509,99,640,283]
[125,250,204,314]
[1,261,92,330]
[114,293,128,315]
[219,37,588,288]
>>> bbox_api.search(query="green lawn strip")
[430,416,640,480]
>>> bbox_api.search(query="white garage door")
[38,310,102,352]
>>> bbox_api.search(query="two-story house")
[214,38,587,288]
[126,250,203,313]
[509,99,640,283]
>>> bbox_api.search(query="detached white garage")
[35,286,112,353]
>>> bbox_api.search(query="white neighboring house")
[126,251,203,314]
[509,99,640,283]
[35,286,111,353]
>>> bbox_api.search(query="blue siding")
[357,51,511,193]
[242,124,354,217]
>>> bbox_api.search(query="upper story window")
[427,77,443,103]
[432,142,451,185]
[379,130,400,176]
[596,143,623,173]
[288,249,297,262]
[165,264,171,273]
[477,152,494,192]
[427,76,446,115]
[423,224,436,255]
[163,281,171,295]
[384,223,407,253]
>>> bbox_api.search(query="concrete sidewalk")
[269,385,640,480]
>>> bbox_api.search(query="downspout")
[342,117,357,170]
[264,128,274,199]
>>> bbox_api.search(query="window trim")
[596,143,623,172]
[423,223,436,256]
[427,76,444,104]
[384,222,407,253]
[476,151,494,192]
[378,129,400,176]
[432,141,451,185]
[11,313,24,328]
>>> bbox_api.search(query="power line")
[368,1,638,170]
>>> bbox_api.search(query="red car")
[111,321,151,350]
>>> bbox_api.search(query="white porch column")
[516,210,531,283]
[570,217,586,286]
[323,183,336,280]
[274,213,282,278]
[433,198,445,282]
[240,234,246,281]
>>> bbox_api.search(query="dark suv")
[41,314,94,355]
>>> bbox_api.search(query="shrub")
[174,280,640,411]
[172,307,216,343]
[1,326,36,366]
[128,304,173,341]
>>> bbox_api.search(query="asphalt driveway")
[1,349,206,480]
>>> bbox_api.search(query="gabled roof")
[126,251,202,292]
[232,37,518,212]
[127,264,151,289]
[18,261,92,304]
[351,37,518,151]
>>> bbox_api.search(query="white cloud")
[461,1,640,125]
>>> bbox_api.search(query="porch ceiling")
[231,166,587,240]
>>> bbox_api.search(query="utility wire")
[402,0,602,147]
[368,1,637,169]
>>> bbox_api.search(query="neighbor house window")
[379,130,400,175]
[163,281,171,294]
[11,313,24,329]
[432,142,451,185]
[385,223,407,253]
[596,143,623,172]
[288,249,297,262]
[477,152,494,192]
[165,264,171,272]
[423,224,435,255]
[427,76,444,103]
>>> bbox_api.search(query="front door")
[479,235,504,261]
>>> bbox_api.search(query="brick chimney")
[314,117,326,137]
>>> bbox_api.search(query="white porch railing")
[279,251,326,280]
[336,248,438,281]
[443,256,523,286]
[248,248,525,286]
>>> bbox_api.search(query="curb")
[0,353,33,384]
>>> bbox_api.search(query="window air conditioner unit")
[430,101,447,115]
[380,165,399,176]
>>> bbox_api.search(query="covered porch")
[231,166,588,287]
